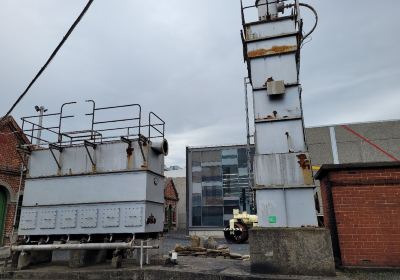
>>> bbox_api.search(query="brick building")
[0,116,29,245]
[164,178,179,231]
[316,162,400,268]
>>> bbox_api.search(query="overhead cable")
[0,0,94,122]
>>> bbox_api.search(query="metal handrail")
[241,0,299,26]
[148,112,165,141]
[20,101,165,149]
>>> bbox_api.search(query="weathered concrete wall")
[249,227,335,276]
[173,177,186,231]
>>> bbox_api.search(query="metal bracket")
[16,146,31,155]
[120,137,135,157]
[84,140,96,167]
[120,136,132,145]
[49,143,63,169]
[138,135,147,163]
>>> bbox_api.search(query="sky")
[1,0,400,167]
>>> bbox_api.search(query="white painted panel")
[17,202,164,235]
[245,19,297,40]
[250,54,298,87]
[256,188,317,227]
[23,172,164,206]
[286,189,318,227]
[255,119,306,154]
[253,87,301,120]
[144,202,165,233]
[27,141,165,178]
[256,189,287,227]
[28,150,59,177]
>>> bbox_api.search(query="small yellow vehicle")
[223,209,258,244]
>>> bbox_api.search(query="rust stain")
[126,147,134,169]
[297,154,313,185]
[247,45,297,58]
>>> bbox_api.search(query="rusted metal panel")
[253,153,313,187]
[248,45,297,58]
[255,119,306,154]
[247,35,298,58]
[249,53,298,88]
[253,86,301,120]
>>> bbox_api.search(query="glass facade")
[188,145,255,228]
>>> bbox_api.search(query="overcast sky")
[1,0,400,167]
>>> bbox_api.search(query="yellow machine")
[223,209,258,244]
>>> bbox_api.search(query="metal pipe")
[244,77,253,191]
[11,164,25,240]
[145,240,149,265]
[85,100,95,140]
[11,242,158,252]
[35,106,46,146]
[140,240,144,269]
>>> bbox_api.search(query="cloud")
[1,0,399,166]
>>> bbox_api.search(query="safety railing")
[240,0,299,26]
[20,100,166,148]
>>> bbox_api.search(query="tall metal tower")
[241,0,318,227]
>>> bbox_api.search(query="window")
[238,148,248,168]
[192,171,202,183]
[192,206,201,226]
[202,185,223,206]
[201,166,221,182]
[223,199,240,216]
[202,206,223,226]
[201,150,220,163]
[192,152,202,167]
[192,193,201,206]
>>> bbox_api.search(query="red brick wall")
[164,179,179,228]
[0,123,23,170]
[320,168,400,267]
[0,119,26,245]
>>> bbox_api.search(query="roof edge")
[315,161,400,180]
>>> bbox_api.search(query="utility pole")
[34,105,47,146]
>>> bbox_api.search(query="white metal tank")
[18,101,168,241]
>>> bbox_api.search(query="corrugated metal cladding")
[243,2,317,227]
[19,140,166,236]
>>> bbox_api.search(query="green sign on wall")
[268,215,277,224]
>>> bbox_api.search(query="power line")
[0,0,94,122]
